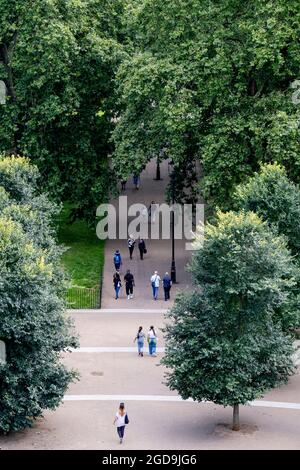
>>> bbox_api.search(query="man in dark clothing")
[138,238,146,260]
[163,272,172,301]
[124,269,135,299]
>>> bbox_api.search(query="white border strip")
[70,347,165,353]
[67,309,169,314]
[62,395,300,410]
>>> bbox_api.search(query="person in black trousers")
[124,269,135,299]
[138,237,146,260]
[163,272,172,301]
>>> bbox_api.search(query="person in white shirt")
[147,326,158,357]
[150,270,161,300]
[113,402,129,444]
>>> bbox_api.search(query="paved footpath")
[1,159,300,450]
[1,309,299,450]
[101,158,192,309]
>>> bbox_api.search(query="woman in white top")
[150,270,161,300]
[113,402,129,444]
[147,326,158,357]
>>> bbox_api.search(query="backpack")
[114,253,121,264]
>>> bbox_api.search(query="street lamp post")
[170,169,177,283]
[154,155,162,180]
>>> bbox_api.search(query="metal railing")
[66,285,101,309]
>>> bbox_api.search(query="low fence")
[66,285,101,309]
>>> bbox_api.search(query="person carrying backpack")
[113,250,122,271]
[163,272,172,301]
[150,270,161,300]
[113,402,129,444]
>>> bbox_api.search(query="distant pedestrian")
[134,326,145,356]
[133,174,140,190]
[128,235,135,259]
[150,270,161,300]
[163,272,172,301]
[124,269,135,299]
[113,402,129,444]
[113,272,121,300]
[147,326,158,357]
[121,180,127,191]
[138,237,146,260]
[113,250,122,271]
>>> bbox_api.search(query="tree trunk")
[232,404,240,431]
[154,157,162,180]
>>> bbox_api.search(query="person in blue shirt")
[113,250,122,271]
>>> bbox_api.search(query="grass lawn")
[57,205,105,308]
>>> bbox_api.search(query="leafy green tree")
[234,163,300,331]
[0,156,78,433]
[0,0,125,221]
[163,211,296,430]
[234,163,300,256]
[113,0,300,208]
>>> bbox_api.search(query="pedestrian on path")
[150,270,161,300]
[113,271,122,300]
[128,235,135,259]
[124,269,135,299]
[138,237,147,260]
[133,174,140,190]
[113,402,129,444]
[163,272,172,301]
[121,179,127,191]
[134,326,145,356]
[147,326,158,357]
[113,250,122,271]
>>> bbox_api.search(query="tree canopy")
[113,0,300,210]
[163,211,296,429]
[0,0,126,221]
[0,155,78,433]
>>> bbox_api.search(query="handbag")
[125,413,129,424]
[144,248,147,254]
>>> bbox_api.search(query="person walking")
[150,270,161,300]
[113,402,129,444]
[147,326,158,357]
[138,237,146,260]
[127,235,135,259]
[124,269,135,299]
[134,326,145,356]
[163,272,172,301]
[133,174,140,190]
[113,271,122,300]
[121,179,127,191]
[113,250,122,271]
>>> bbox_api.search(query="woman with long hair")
[134,326,145,356]
[147,326,158,357]
[113,402,129,444]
